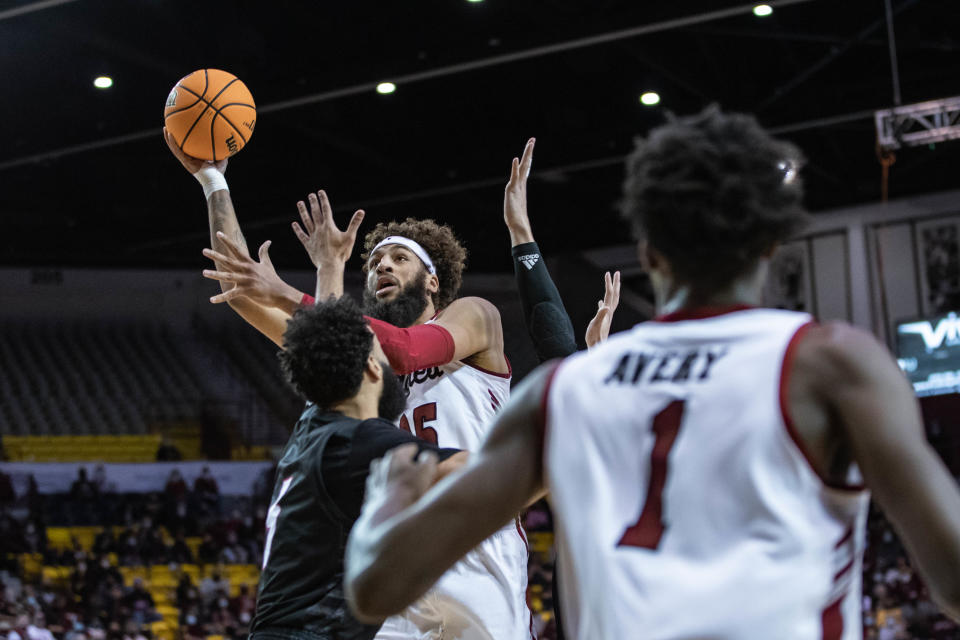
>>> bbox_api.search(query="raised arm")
[345,362,555,621]
[504,138,618,358]
[163,128,301,347]
[795,323,960,618]
[291,189,364,302]
[504,138,577,360]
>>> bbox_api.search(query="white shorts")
[374,523,533,640]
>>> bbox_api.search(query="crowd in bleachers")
[1,463,273,640]
[4,463,960,640]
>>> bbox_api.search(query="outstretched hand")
[504,138,536,247]
[202,231,297,306]
[292,190,365,268]
[585,271,621,349]
[163,127,227,176]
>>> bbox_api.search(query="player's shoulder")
[792,321,893,386]
[356,417,404,436]
[437,296,501,322]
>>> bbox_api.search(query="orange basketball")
[163,69,256,162]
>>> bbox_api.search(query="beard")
[377,360,408,422]
[362,270,429,328]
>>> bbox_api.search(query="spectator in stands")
[68,469,97,525]
[196,534,219,565]
[193,466,219,513]
[155,435,181,462]
[0,470,14,507]
[162,471,189,533]
[199,571,229,608]
[168,532,193,565]
[117,526,140,567]
[230,584,255,628]
[219,530,248,565]
[175,574,199,613]
[91,466,109,495]
[0,511,25,554]
[26,611,54,640]
[163,470,187,501]
[92,529,115,556]
[120,579,156,626]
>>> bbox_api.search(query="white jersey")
[377,358,533,640]
[544,307,870,640]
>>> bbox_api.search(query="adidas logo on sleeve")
[518,254,540,270]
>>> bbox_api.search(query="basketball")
[163,69,256,162]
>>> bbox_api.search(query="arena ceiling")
[1,0,958,272]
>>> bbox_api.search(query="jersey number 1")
[400,402,438,445]
[618,400,685,550]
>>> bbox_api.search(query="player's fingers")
[414,450,439,490]
[215,231,248,259]
[297,200,314,234]
[292,222,310,247]
[610,271,622,308]
[209,288,243,304]
[519,137,535,178]
[346,210,365,238]
[318,190,335,228]
[258,240,273,265]
[385,444,419,480]
[202,248,240,269]
[509,157,519,185]
[201,269,239,283]
[307,192,324,229]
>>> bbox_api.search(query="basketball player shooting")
[164,129,535,639]
[344,107,960,639]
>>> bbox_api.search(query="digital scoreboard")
[897,311,960,397]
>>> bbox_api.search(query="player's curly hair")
[621,105,810,289]
[277,296,373,408]
[361,218,467,310]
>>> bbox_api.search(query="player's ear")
[426,273,440,295]
[644,243,672,273]
[366,354,383,383]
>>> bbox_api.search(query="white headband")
[371,236,436,274]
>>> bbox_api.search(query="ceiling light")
[376,82,396,95]
[467,0,484,3]
[640,92,660,106]
[93,76,113,89]
[753,4,773,17]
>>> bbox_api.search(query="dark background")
[1,0,958,274]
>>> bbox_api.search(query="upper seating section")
[0,321,202,436]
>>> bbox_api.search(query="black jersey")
[251,404,458,639]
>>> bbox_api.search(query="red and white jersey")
[543,307,870,640]
[397,358,511,451]
[379,358,532,640]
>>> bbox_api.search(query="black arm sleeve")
[512,242,578,361]
[327,419,460,522]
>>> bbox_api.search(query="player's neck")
[330,394,379,421]
[655,262,767,316]
[411,300,438,326]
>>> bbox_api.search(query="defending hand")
[202,232,298,306]
[292,190,365,268]
[585,271,621,349]
[504,138,536,246]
